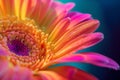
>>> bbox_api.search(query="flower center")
[7,39,30,56]
[0,16,54,70]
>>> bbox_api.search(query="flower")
[0,0,119,80]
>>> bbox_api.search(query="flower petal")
[54,32,103,58]
[20,0,37,19]
[52,52,120,70]
[0,0,36,19]
[35,0,53,26]
[67,12,92,29]
[37,71,67,80]
[46,10,68,33]
[52,2,75,15]
[1,66,34,80]
[48,17,71,42]
[54,20,100,51]
[48,66,98,80]
[0,0,11,16]
[0,56,34,80]
[47,2,74,33]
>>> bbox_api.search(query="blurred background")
[58,0,120,80]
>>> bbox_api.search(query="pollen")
[0,16,54,71]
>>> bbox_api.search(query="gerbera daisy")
[0,0,119,80]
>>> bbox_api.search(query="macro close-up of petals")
[0,0,119,80]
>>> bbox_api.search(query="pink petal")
[67,12,82,18]
[52,2,75,12]
[67,13,92,29]
[63,3,75,11]
[48,66,98,80]
[2,66,34,80]
[0,57,34,80]
[52,52,120,70]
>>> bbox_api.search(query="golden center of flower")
[0,16,54,71]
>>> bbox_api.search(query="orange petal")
[20,0,30,19]
[0,0,14,16]
[0,0,36,19]
[48,17,71,42]
[15,0,37,19]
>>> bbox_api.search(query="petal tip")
[112,62,120,70]
[105,57,120,70]
[65,2,75,10]
[95,32,104,40]
[115,66,120,70]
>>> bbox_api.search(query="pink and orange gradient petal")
[53,20,99,46]
[28,0,53,24]
[52,52,120,70]
[54,20,100,50]
[67,13,92,29]
[2,67,34,80]
[48,66,98,80]
[54,32,103,58]
[48,13,96,43]
[46,10,68,33]
[37,0,53,23]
